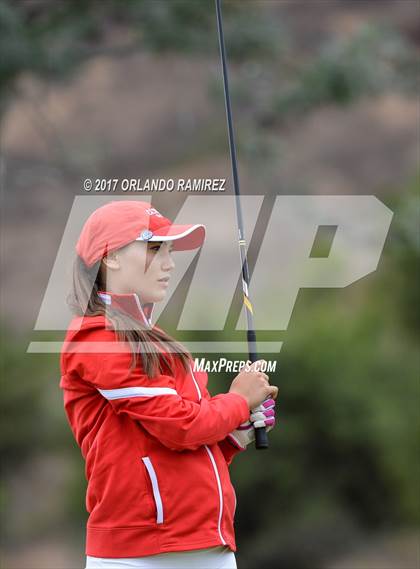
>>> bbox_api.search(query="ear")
[101,251,120,271]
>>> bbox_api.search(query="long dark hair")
[68,255,191,378]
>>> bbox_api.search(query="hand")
[227,398,276,450]
[229,360,278,409]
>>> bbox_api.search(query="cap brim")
[136,224,205,251]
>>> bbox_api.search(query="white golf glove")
[227,398,276,450]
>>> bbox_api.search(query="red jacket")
[59,295,250,558]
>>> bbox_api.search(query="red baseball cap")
[76,201,205,267]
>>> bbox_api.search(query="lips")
[158,277,170,283]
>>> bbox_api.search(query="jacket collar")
[98,291,154,328]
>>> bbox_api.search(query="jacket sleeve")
[218,437,246,466]
[197,378,246,466]
[65,327,250,451]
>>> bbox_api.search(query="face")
[101,240,175,303]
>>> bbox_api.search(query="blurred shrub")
[0,333,59,471]
[0,0,96,103]
[207,22,417,172]
[386,176,420,338]
[220,5,285,62]
[117,0,216,53]
[270,25,417,122]
[0,0,282,115]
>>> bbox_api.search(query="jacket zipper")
[189,363,227,546]
[141,457,164,524]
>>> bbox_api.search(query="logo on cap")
[145,208,163,218]
[140,229,154,241]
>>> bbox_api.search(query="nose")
[161,247,175,271]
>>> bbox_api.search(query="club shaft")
[215,0,268,450]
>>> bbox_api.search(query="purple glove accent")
[227,398,277,449]
[250,398,276,429]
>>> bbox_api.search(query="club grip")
[254,425,269,450]
[248,331,270,450]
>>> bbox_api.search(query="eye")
[148,242,173,253]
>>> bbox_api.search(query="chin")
[149,291,167,303]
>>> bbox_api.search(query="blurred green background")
[0,1,419,568]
